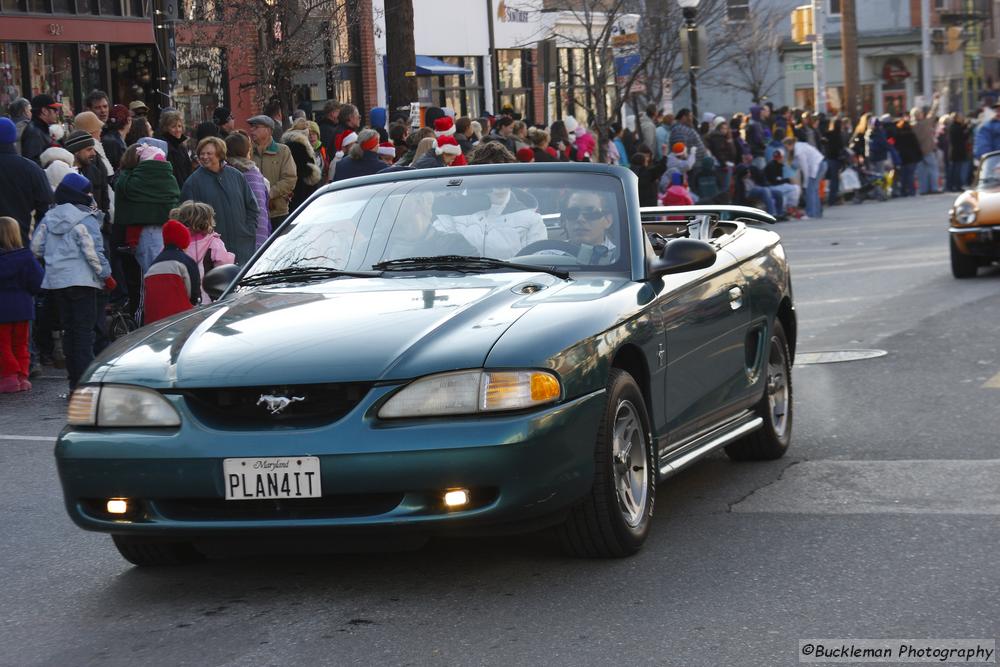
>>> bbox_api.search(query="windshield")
[978,155,1000,188]
[244,172,630,279]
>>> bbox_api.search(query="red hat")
[377,141,396,157]
[162,219,191,250]
[515,147,535,163]
[335,130,358,152]
[671,142,686,154]
[433,116,456,137]
[436,135,462,156]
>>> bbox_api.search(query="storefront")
[0,3,158,117]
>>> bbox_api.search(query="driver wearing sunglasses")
[562,192,618,265]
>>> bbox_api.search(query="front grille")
[153,494,404,521]
[179,382,372,427]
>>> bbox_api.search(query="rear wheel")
[558,369,655,558]
[950,237,978,279]
[112,535,204,566]
[725,320,792,461]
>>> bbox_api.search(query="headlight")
[67,385,181,427]
[954,202,977,225]
[378,369,562,419]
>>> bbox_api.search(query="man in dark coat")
[317,100,341,152]
[0,118,53,245]
[20,94,61,165]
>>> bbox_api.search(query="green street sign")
[790,63,815,71]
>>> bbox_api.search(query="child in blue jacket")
[0,216,44,392]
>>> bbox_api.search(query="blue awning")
[415,55,473,76]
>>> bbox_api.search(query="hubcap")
[612,400,648,528]
[766,336,789,439]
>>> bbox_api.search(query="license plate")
[223,457,322,500]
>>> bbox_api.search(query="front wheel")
[557,369,656,558]
[950,237,978,279]
[725,319,792,461]
[112,535,204,566]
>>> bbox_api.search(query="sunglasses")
[562,206,606,222]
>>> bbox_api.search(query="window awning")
[415,55,473,76]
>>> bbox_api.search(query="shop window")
[496,48,534,122]
[79,44,105,98]
[27,0,49,12]
[0,43,25,115]
[171,46,226,126]
[110,45,155,113]
[51,0,75,13]
[421,56,484,118]
[28,42,76,115]
[1,0,26,12]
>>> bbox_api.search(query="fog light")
[443,489,469,508]
[106,498,129,515]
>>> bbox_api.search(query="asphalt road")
[1,192,998,667]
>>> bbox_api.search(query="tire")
[725,319,792,461]
[557,369,656,558]
[950,237,978,279]
[112,535,204,566]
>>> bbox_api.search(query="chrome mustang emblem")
[257,394,305,415]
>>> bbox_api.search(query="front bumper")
[949,224,1000,257]
[55,386,606,537]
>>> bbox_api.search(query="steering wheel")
[515,239,581,258]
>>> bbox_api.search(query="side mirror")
[203,263,242,302]
[647,239,716,279]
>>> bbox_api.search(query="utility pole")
[840,0,860,122]
[384,0,417,112]
[812,0,827,112]
[920,0,933,104]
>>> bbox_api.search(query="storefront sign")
[882,58,910,84]
[48,23,64,36]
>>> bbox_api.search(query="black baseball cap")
[30,93,62,111]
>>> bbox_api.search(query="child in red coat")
[142,220,201,324]
[660,171,695,206]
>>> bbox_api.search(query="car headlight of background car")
[378,370,562,418]
[67,385,181,427]
[953,202,978,225]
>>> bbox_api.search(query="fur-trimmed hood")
[282,130,321,186]
[40,147,79,191]
[40,146,74,168]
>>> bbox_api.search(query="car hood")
[88,273,575,388]
[970,188,1000,222]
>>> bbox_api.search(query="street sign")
[614,53,641,78]
[790,62,815,71]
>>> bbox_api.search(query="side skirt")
[656,411,763,479]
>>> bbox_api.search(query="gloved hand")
[104,276,117,292]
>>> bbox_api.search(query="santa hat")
[434,116,456,137]
[162,219,191,250]
[436,135,462,156]
[377,141,396,158]
[515,147,535,163]
[335,130,358,152]
[671,142,687,155]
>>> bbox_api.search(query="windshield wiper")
[239,266,381,286]
[372,255,570,280]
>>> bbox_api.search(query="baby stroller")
[853,165,890,204]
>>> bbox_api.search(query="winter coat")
[180,165,259,265]
[252,139,297,219]
[40,147,78,190]
[0,144,53,245]
[573,130,597,162]
[630,161,667,207]
[282,130,322,213]
[825,128,847,162]
[333,151,390,181]
[661,150,698,191]
[102,132,127,173]
[787,141,825,186]
[31,203,111,290]
[865,126,890,164]
[745,120,767,158]
[894,125,923,165]
[184,231,235,304]
[317,117,338,156]
[532,147,558,163]
[948,121,971,162]
[654,124,670,161]
[973,119,1000,160]
[638,113,657,155]
[113,159,181,228]
[20,118,55,165]
[160,132,194,188]
[913,117,937,157]
[143,245,201,324]
[0,247,44,323]
[692,156,722,202]
[411,152,446,169]
[661,185,694,206]
[228,157,271,248]
[764,160,789,185]
[706,129,737,165]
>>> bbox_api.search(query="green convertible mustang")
[57,163,795,565]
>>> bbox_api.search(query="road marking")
[732,460,1000,515]
[0,435,56,442]
[800,260,947,279]
[984,371,1000,389]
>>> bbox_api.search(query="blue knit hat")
[59,172,93,195]
[0,117,15,145]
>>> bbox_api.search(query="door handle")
[728,286,744,310]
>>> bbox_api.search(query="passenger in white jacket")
[783,137,825,218]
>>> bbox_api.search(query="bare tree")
[384,0,417,112]
[704,6,786,105]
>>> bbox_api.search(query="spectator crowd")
[3,86,1000,396]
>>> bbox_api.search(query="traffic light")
[791,5,814,44]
